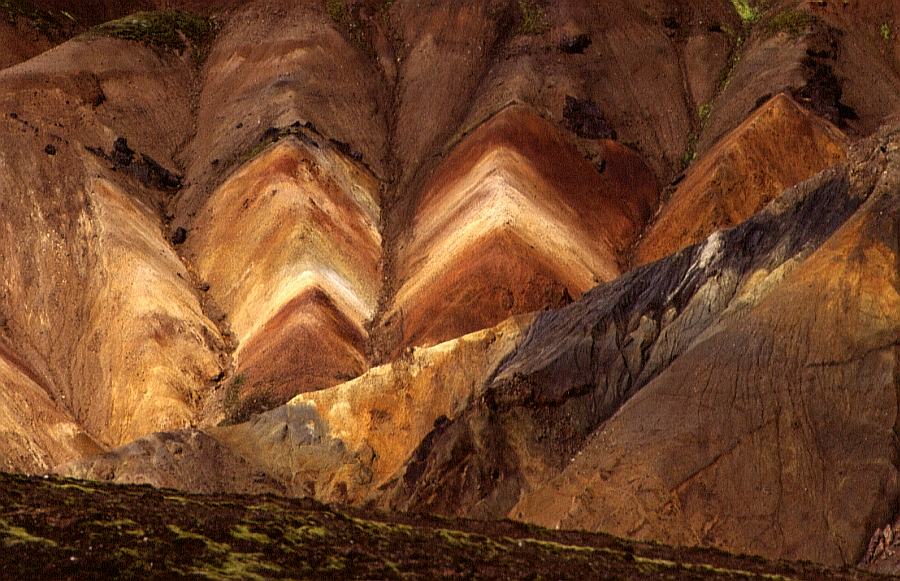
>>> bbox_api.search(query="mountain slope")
[635,93,848,266]
[1,472,883,580]
[58,123,900,569]
[382,126,900,565]
[384,106,658,351]
[0,0,898,575]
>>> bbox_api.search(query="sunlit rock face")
[188,139,382,417]
[3,0,900,573]
[381,127,900,566]
[0,37,225,453]
[384,106,658,352]
[60,315,534,502]
[634,93,848,266]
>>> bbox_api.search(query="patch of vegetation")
[0,0,61,37]
[698,102,713,125]
[325,0,370,53]
[697,24,747,164]
[716,25,748,91]
[92,519,145,537]
[764,9,815,38]
[189,551,283,580]
[324,555,346,571]
[730,0,761,24]
[231,525,270,544]
[49,481,98,494]
[84,10,217,62]
[880,22,892,42]
[284,525,329,542]
[0,519,57,548]
[681,132,699,170]
[168,525,231,553]
[517,0,549,35]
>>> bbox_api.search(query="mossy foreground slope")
[0,472,884,580]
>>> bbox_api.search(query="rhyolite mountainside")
[0,0,898,576]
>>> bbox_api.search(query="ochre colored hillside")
[0,0,898,577]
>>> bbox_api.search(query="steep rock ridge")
[281,314,533,501]
[188,138,382,416]
[61,316,534,503]
[375,0,740,342]
[698,2,900,160]
[75,177,225,444]
[58,126,899,567]
[383,107,658,351]
[634,93,848,266]
[175,0,390,222]
[388,0,739,192]
[0,37,225,450]
[512,158,899,565]
[381,127,900,565]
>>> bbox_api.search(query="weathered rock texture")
[382,127,900,566]
[0,0,898,574]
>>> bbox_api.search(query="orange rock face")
[2,1,899,574]
[634,94,848,266]
[187,140,381,416]
[386,107,659,351]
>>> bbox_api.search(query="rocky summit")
[0,0,898,578]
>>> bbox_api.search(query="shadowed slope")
[388,0,739,190]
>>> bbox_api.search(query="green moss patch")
[84,10,217,56]
[517,0,549,35]
[0,519,57,548]
[764,10,816,38]
[0,0,61,36]
[730,0,761,24]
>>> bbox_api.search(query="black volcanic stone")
[563,96,617,140]
[559,34,591,54]
[170,227,188,245]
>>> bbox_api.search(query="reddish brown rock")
[634,93,848,266]
[385,106,658,352]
